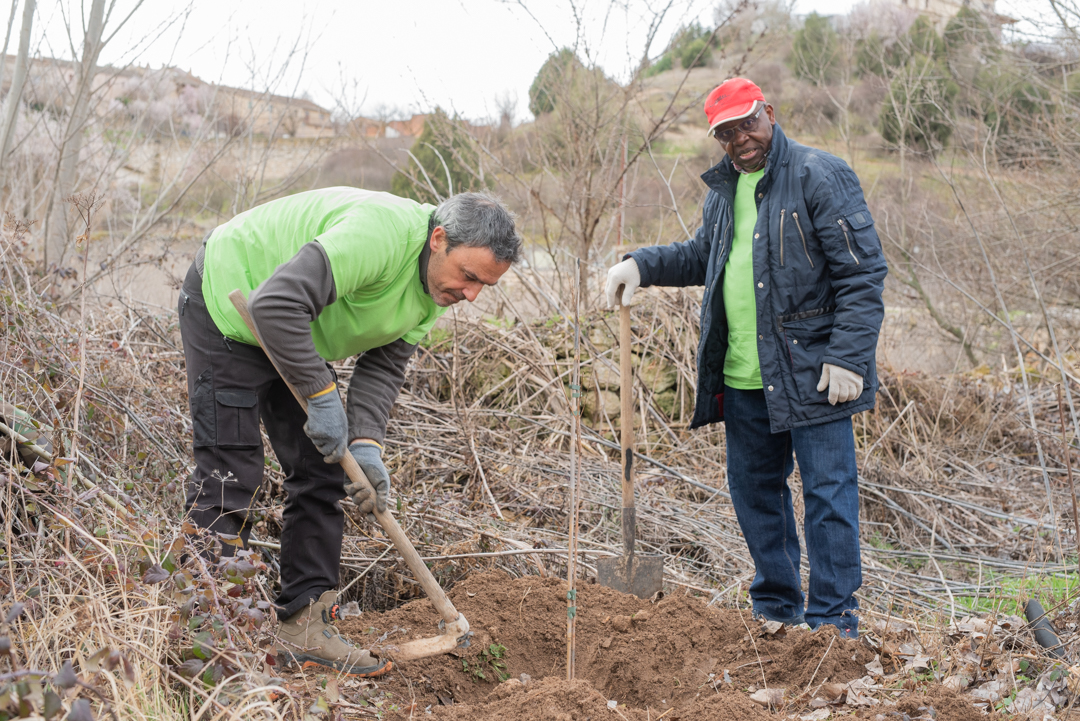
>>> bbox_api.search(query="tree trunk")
[578,236,590,308]
[0,0,35,179]
[0,1,21,102]
[44,0,105,269]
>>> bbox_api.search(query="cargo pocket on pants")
[213,390,260,448]
[192,389,260,448]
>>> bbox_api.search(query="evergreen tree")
[790,13,840,85]
[679,37,712,69]
[888,15,946,68]
[941,7,1052,162]
[943,7,996,59]
[528,48,582,117]
[875,17,957,153]
[671,22,713,68]
[391,108,489,203]
[643,21,713,75]
[879,57,958,152]
[977,64,1053,161]
[855,31,887,78]
[643,53,673,77]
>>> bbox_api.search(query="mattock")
[229,290,471,661]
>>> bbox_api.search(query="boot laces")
[317,606,359,648]
[321,604,344,625]
[314,603,373,657]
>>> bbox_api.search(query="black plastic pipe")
[1024,598,1065,659]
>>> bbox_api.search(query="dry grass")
[2,232,1079,718]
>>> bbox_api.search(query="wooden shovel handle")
[228,290,460,626]
[618,289,636,557]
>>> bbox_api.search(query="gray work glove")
[303,387,349,463]
[345,441,390,521]
[604,258,641,308]
[816,363,864,406]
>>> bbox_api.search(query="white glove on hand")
[816,363,864,406]
[604,258,641,308]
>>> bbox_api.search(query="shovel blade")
[596,554,663,599]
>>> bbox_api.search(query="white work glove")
[816,363,864,406]
[604,258,641,308]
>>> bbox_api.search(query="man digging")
[178,188,521,674]
[606,78,887,637]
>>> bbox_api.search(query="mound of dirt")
[893,686,987,721]
[424,675,777,721]
[332,572,982,720]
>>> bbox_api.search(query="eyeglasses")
[711,104,764,144]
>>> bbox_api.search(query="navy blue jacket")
[629,124,887,433]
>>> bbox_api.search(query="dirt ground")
[332,572,985,721]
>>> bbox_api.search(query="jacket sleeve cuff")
[625,252,651,287]
[296,371,335,399]
[347,423,387,446]
[822,355,867,379]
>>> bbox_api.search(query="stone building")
[877,0,1015,31]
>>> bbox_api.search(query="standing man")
[605,78,886,637]
[178,188,521,674]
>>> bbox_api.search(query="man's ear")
[430,226,447,252]
[765,103,776,125]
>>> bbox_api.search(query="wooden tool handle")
[618,289,636,558]
[228,290,460,625]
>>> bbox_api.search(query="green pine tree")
[879,56,959,152]
[529,48,582,117]
[391,108,490,203]
[790,13,840,85]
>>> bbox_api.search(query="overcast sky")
[3,0,1046,122]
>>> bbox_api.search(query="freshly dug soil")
[893,687,988,721]
[331,572,979,720]
[423,676,777,721]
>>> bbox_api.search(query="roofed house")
[347,113,428,139]
[878,0,1015,31]
[217,87,333,139]
[387,114,426,138]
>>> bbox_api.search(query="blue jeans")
[723,386,861,637]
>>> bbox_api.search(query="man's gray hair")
[434,191,522,264]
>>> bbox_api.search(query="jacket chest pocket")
[779,309,834,405]
[778,208,814,269]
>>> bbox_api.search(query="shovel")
[229,290,470,661]
[596,291,664,599]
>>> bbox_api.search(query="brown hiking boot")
[275,591,391,677]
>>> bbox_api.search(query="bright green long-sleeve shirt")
[722,168,765,389]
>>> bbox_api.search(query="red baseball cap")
[704,78,766,137]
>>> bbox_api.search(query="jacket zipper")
[791,212,814,268]
[719,217,732,260]
[778,209,785,267]
[838,218,860,264]
[705,217,733,325]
